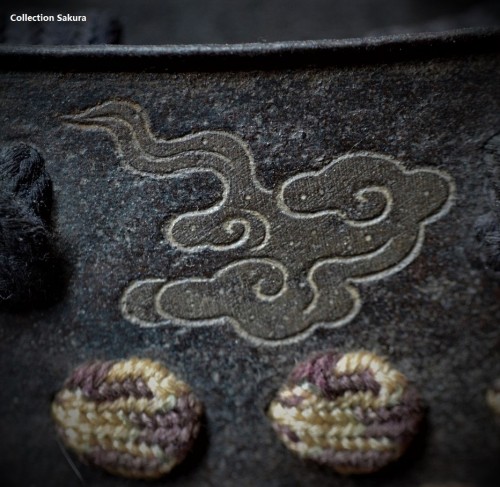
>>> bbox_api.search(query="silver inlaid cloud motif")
[65,101,454,344]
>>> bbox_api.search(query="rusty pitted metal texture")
[0,29,499,486]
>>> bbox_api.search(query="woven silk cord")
[267,350,423,474]
[487,379,500,416]
[52,357,203,479]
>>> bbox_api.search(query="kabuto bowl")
[0,28,499,486]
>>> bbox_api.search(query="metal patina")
[0,29,499,486]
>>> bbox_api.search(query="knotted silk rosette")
[52,357,203,479]
[268,350,423,474]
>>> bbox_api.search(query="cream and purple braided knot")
[268,350,423,474]
[487,379,500,416]
[52,358,203,479]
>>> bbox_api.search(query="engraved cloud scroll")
[65,100,454,344]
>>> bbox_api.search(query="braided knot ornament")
[487,379,500,416]
[52,358,203,479]
[267,350,423,474]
